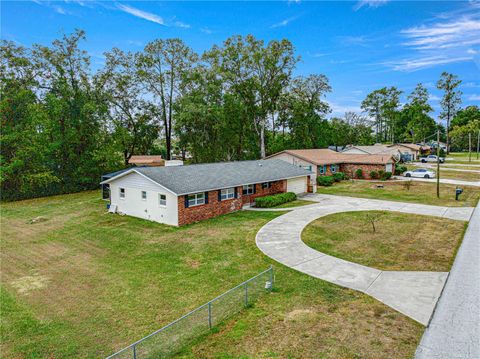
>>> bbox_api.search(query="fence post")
[269,267,274,291]
[244,282,248,307]
[133,344,137,359]
[208,302,212,329]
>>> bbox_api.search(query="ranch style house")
[101,160,312,226]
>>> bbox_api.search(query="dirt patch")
[185,258,201,269]
[284,308,314,322]
[10,273,50,295]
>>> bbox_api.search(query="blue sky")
[2,0,479,120]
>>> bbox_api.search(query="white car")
[420,155,445,163]
[404,168,436,179]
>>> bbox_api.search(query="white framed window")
[302,165,312,171]
[220,188,235,200]
[119,188,125,199]
[243,184,254,195]
[261,182,272,189]
[318,165,326,175]
[159,194,167,206]
[330,164,338,173]
[188,192,205,207]
[141,191,147,200]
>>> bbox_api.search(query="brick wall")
[340,163,387,179]
[241,180,286,205]
[177,180,287,226]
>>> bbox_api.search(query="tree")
[208,35,298,158]
[402,83,436,143]
[136,39,198,160]
[450,120,480,152]
[437,72,462,153]
[451,105,480,128]
[98,48,160,165]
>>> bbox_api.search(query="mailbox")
[455,187,463,200]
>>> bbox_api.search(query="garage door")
[287,177,307,194]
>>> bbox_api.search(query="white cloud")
[117,4,165,25]
[384,56,471,72]
[270,16,299,29]
[468,94,480,101]
[329,101,361,117]
[200,27,213,35]
[429,94,441,101]
[174,21,190,29]
[353,0,389,11]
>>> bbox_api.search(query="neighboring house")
[128,155,164,167]
[387,143,423,161]
[267,149,396,183]
[101,160,312,226]
[342,144,402,161]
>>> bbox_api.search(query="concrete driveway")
[255,194,474,325]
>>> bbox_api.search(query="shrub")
[395,164,407,175]
[255,192,297,208]
[380,172,392,181]
[369,170,379,179]
[355,168,364,179]
[333,172,346,182]
[317,176,335,186]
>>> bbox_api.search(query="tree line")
[1,30,477,201]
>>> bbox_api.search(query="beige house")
[342,144,402,161]
[387,143,424,161]
[267,149,396,190]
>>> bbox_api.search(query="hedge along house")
[100,160,312,226]
[267,149,396,185]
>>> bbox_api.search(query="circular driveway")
[254,194,474,325]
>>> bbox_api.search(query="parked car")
[420,155,444,163]
[404,168,436,179]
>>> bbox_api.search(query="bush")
[317,176,335,186]
[333,172,346,182]
[355,168,364,179]
[395,164,407,175]
[255,192,297,208]
[369,170,379,179]
[380,171,392,181]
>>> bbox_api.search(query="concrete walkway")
[415,202,480,358]
[393,176,480,187]
[255,194,474,325]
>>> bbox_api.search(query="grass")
[302,211,467,272]
[0,191,426,358]
[317,180,479,207]
[270,199,317,208]
[443,164,480,170]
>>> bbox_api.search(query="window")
[301,165,312,171]
[318,165,326,175]
[188,192,205,207]
[119,188,125,199]
[330,164,338,173]
[243,184,255,195]
[261,182,272,190]
[141,191,147,200]
[159,194,167,206]
[220,188,235,200]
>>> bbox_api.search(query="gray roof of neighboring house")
[101,159,313,196]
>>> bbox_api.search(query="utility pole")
[469,132,472,162]
[436,129,440,199]
[477,130,479,160]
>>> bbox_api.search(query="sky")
[1,0,479,120]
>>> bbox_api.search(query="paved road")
[393,176,480,187]
[255,194,474,325]
[415,201,480,359]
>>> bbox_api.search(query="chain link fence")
[106,267,274,359]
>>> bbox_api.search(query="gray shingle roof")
[106,160,312,196]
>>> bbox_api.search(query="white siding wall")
[287,177,307,194]
[109,172,179,226]
[269,153,317,190]
[342,148,368,155]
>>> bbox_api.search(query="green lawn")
[317,180,479,207]
[270,199,317,208]
[0,191,425,358]
[303,211,467,272]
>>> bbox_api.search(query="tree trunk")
[260,121,266,159]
